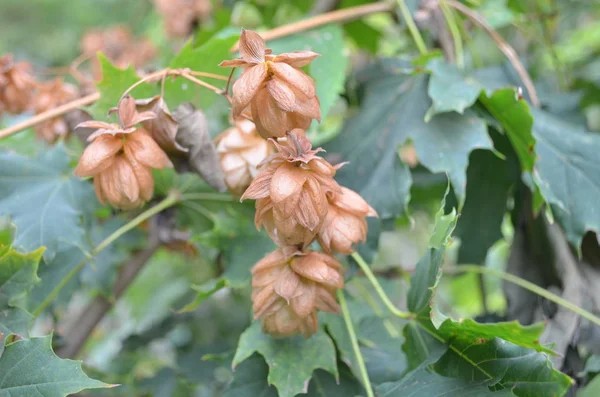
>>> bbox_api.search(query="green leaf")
[0,247,43,309]
[532,109,600,248]
[426,57,482,118]
[432,336,572,397]
[222,354,278,397]
[325,60,491,219]
[166,32,239,109]
[90,54,158,119]
[401,196,572,397]
[407,195,457,315]
[178,278,228,313]
[232,322,338,397]
[580,375,600,397]
[455,143,518,264]
[0,309,30,354]
[269,24,347,119]
[377,365,517,397]
[224,354,364,397]
[0,145,96,260]
[426,60,535,172]
[0,335,112,396]
[27,246,85,313]
[479,88,535,172]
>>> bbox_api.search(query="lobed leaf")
[0,145,96,261]
[0,335,112,396]
[232,322,338,397]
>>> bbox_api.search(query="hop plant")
[0,54,37,117]
[215,118,273,196]
[251,249,344,338]
[241,129,341,249]
[225,30,378,338]
[74,96,172,209]
[318,187,378,254]
[220,30,321,139]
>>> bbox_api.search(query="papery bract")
[220,30,321,139]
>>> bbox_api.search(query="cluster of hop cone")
[73,30,379,338]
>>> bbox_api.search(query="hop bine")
[221,30,378,338]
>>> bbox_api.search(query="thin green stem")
[396,0,428,55]
[337,290,374,397]
[439,0,464,68]
[351,252,413,319]
[32,192,180,318]
[450,265,600,328]
[180,192,236,202]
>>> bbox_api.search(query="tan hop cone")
[318,187,378,254]
[0,54,37,115]
[241,130,341,249]
[33,78,79,143]
[252,249,344,338]
[220,30,321,139]
[215,119,273,196]
[81,26,157,80]
[153,0,212,38]
[74,96,172,209]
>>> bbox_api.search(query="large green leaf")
[223,354,278,397]
[377,365,517,397]
[426,58,481,117]
[232,322,338,397]
[427,59,536,172]
[402,198,572,397]
[269,24,348,120]
[455,139,518,264]
[325,60,491,219]
[432,337,571,397]
[532,109,600,248]
[0,335,111,396]
[0,145,96,260]
[166,31,239,109]
[224,354,363,397]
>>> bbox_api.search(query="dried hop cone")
[252,249,344,338]
[0,54,37,116]
[241,130,341,249]
[220,30,321,139]
[215,119,273,195]
[81,26,156,80]
[74,96,172,209]
[153,0,211,38]
[33,78,78,142]
[318,187,378,254]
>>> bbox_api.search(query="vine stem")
[0,92,100,139]
[180,192,236,201]
[448,265,600,328]
[31,191,180,318]
[446,0,540,107]
[438,0,464,68]
[351,252,414,319]
[337,289,375,397]
[231,2,394,51]
[396,0,428,55]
